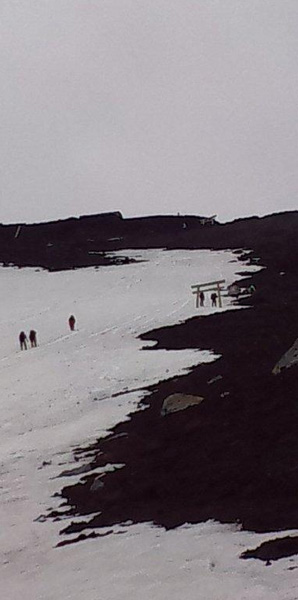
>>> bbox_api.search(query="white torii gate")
[191,279,225,308]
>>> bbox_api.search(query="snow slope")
[1,248,297,600]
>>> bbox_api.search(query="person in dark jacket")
[19,331,28,350]
[211,292,217,307]
[68,315,76,331]
[199,291,205,307]
[29,330,37,348]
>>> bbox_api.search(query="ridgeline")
[1,210,298,273]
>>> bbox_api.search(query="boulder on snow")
[207,374,223,385]
[160,393,204,416]
[272,338,298,374]
[227,283,241,297]
[90,476,105,492]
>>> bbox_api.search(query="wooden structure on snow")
[191,279,225,308]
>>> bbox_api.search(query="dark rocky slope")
[1,210,298,272]
[3,210,298,559]
[56,268,298,534]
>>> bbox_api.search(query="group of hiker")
[199,291,218,307]
[19,330,37,350]
[19,315,76,350]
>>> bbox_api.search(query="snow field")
[1,248,295,600]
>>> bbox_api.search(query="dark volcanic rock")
[0,212,210,270]
[58,298,298,539]
[241,535,298,563]
[1,209,298,273]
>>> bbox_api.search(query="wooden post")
[193,286,200,308]
[217,281,222,308]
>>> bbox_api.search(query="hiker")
[68,315,76,331]
[19,331,28,350]
[29,330,37,348]
[211,292,217,307]
[199,291,205,307]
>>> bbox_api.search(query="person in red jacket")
[68,315,76,331]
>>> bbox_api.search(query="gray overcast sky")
[1,0,298,224]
